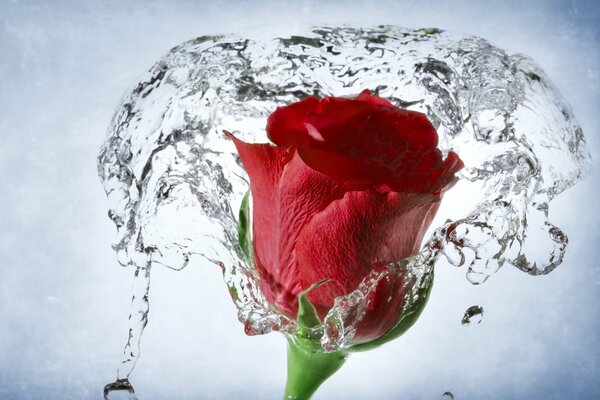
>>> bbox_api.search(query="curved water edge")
[97,25,590,391]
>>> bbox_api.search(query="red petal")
[352,266,411,344]
[303,112,364,151]
[356,89,396,107]
[318,96,372,120]
[384,107,438,151]
[294,189,440,320]
[297,146,369,182]
[229,130,349,316]
[266,97,320,147]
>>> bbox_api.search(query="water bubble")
[462,305,484,326]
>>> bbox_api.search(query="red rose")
[226,90,462,345]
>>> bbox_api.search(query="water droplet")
[462,305,484,325]
[103,379,136,400]
[442,391,455,399]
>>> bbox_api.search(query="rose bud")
[225,90,463,399]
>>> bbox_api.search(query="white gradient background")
[1,0,599,399]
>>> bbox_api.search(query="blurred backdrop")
[0,0,599,399]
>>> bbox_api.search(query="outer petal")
[228,131,348,316]
[351,265,411,344]
[294,190,440,321]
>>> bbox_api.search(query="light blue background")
[1,0,599,399]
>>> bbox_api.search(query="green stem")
[284,337,348,400]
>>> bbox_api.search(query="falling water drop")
[461,305,484,325]
[103,379,135,400]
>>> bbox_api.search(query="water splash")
[98,25,590,383]
[462,305,484,326]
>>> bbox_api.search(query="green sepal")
[349,266,434,352]
[297,279,330,333]
[237,190,252,263]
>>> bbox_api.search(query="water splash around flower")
[97,25,590,395]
